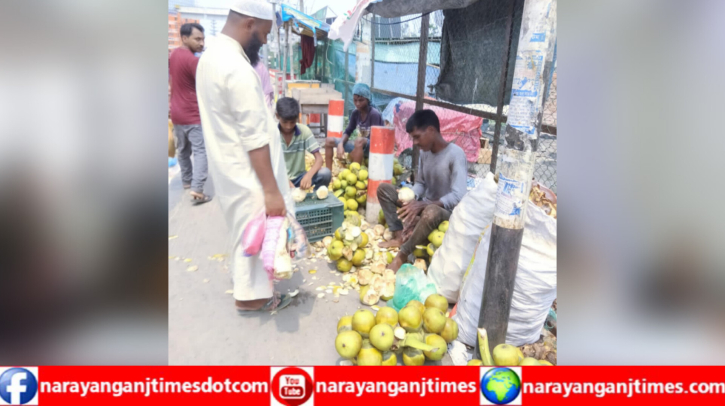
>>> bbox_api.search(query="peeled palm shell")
[413,258,428,271]
[358,269,374,285]
[370,274,385,292]
[371,262,386,275]
[322,236,333,248]
[383,229,394,241]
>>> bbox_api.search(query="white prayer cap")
[230,0,274,21]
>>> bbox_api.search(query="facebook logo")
[0,368,38,405]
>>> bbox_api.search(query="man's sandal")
[236,293,293,316]
[191,192,213,205]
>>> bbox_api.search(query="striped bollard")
[367,126,395,224]
[327,99,344,139]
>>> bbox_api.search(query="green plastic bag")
[390,264,437,311]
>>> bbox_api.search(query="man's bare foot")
[379,230,403,248]
[387,253,407,272]
[379,239,402,249]
[235,298,269,311]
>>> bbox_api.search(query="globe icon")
[480,367,521,404]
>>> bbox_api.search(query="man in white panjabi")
[196,0,294,313]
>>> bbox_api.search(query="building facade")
[168,11,201,50]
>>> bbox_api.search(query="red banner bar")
[2,366,724,406]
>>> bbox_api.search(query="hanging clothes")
[299,35,316,75]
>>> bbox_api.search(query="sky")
[173,0,358,16]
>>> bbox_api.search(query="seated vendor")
[324,83,384,169]
[378,110,468,271]
[277,97,331,191]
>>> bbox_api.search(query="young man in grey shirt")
[378,109,468,271]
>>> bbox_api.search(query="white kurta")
[196,34,293,301]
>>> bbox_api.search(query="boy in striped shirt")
[277,97,331,191]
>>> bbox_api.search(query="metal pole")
[344,46,349,112]
[282,22,288,94]
[288,24,295,82]
[274,3,281,70]
[490,0,517,175]
[322,37,328,83]
[412,13,430,180]
[313,37,318,80]
[475,0,557,354]
[371,14,376,90]
[414,14,429,110]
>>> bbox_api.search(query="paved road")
[167,166,453,365]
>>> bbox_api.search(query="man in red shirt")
[169,23,211,204]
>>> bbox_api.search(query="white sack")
[428,172,498,302]
[453,203,557,347]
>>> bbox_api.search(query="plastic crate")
[294,193,344,242]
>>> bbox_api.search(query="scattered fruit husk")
[393,327,407,342]
[371,262,386,274]
[358,269,374,285]
[530,184,557,219]
[360,284,381,306]
[370,274,385,293]
[381,281,395,300]
[383,229,394,241]
[413,258,428,271]
[342,246,354,261]
[186,265,198,272]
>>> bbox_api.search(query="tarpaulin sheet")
[392,100,482,162]
[435,0,524,106]
[280,4,330,32]
[366,0,481,18]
